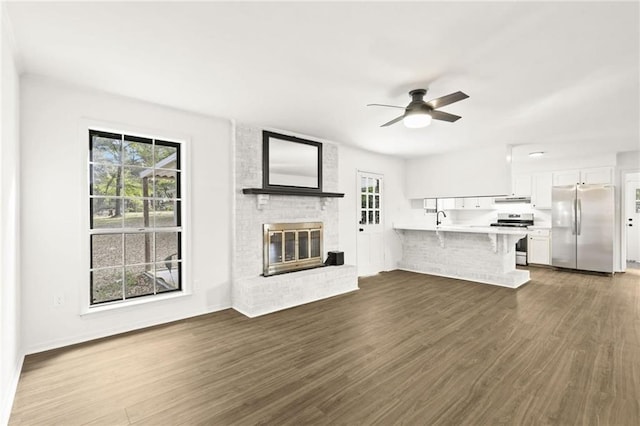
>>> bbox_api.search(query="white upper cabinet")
[580,167,613,185]
[512,174,532,197]
[436,197,494,210]
[553,167,613,186]
[476,197,494,209]
[531,172,552,209]
[455,197,494,209]
[437,198,456,210]
[552,170,580,186]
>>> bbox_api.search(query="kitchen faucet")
[436,210,447,226]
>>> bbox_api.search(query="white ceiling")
[6,1,640,161]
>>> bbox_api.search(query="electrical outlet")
[53,294,64,307]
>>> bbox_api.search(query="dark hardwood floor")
[10,267,640,425]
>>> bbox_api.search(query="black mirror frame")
[262,131,323,193]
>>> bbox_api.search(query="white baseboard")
[24,303,231,355]
[397,267,530,289]
[1,351,25,426]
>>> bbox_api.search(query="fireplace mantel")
[242,187,344,197]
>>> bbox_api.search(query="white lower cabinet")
[528,229,551,265]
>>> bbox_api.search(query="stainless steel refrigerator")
[552,184,614,273]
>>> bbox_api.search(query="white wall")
[405,145,511,199]
[1,5,22,425]
[20,76,233,354]
[339,145,408,272]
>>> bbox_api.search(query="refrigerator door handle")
[576,198,582,236]
[572,199,577,235]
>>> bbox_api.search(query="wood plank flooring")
[10,267,640,425]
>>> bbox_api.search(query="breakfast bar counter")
[393,224,530,288]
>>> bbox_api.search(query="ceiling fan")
[367,89,469,128]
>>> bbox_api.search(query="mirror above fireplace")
[263,131,322,192]
[242,130,344,199]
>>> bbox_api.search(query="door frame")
[621,169,640,270]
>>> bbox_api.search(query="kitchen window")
[89,130,183,305]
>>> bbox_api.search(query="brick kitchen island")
[394,224,530,288]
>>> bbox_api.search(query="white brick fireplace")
[232,125,358,317]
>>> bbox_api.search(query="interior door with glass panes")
[356,171,384,276]
[626,174,640,264]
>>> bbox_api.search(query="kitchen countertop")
[393,223,528,236]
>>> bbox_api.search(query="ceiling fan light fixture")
[403,112,432,128]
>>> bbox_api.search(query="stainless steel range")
[490,213,533,266]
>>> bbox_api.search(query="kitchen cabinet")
[552,170,580,186]
[512,174,532,197]
[531,172,552,209]
[528,229,551,265]
[455,197,494,209]
[580,167,613,185]
[552,167,613,186]
[437,198,456,210]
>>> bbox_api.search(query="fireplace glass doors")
[263,222,323,276]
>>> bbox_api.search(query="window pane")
[91,234,123,269]
[284,231,296,262]
[360,177,367,193]
[89,132,182,306]
[298,231,309,259]
[91,164,121,196]
[375,195,380,209]
[368,177,374,193]
[361,194,366,209]
[125,233,153,265]
[154,170,179,199]
[156,261,180,293]
[91,198,123,229]
[123,198,152,228]
[360,211,366,225]
[124,264,155,299]
[154,200,180,227]
[123,139,153,167]
[368,195,373,208]
[91,268,123,304]
[375,179,380,194]
[123,166,152,197]
[269,232,283,264]
[155,231,180,263]
[375,210,380,224]
[310,230,321,258]
[155,141,180,170]
[90,134,121,164]
[368,210,374,224]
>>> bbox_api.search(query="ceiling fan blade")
[426,91,469,109]
[381,115,405,127]
[430,110,462,122]
[367,103,405,109]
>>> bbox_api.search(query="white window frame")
[79,119,191,314]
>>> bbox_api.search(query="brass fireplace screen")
[263,222,323,276]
